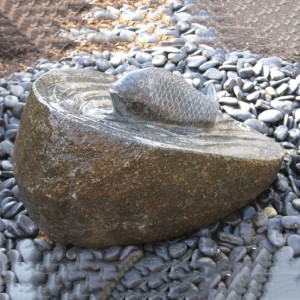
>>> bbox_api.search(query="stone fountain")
[13,69,285,248]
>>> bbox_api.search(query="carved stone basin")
[13,69,285,248]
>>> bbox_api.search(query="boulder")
[13,69,285,248]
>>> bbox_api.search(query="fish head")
[109,69,152,117]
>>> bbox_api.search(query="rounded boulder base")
[13,69,285,248]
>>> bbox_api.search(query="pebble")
[264,207,277,218]
[218,233,244,246]
[273,125,288,141]
[226,108,252,122]
[270,69,285,81]
[198,237,218,257]
[16,215,39,237]
[103,246,122,262]
[184,42,197,53]
[8,85,24,98]
[246,91,261,102]
[135,52,153,64]
[186,56,207,68]
[177,21,190,32]
[267,230,286,247]
[199,60,219,71]
[287,234,300,256]
[276,83,289,96]
[228,246,247,262]
[96,59,111,72]
[244,119,268,134]
[292,199,300,210]
[258,109,283,123]
[281,216,300,229]
[168,242,187,259]
[274,173,289,192]
[203,68,223,80]
[152,55,167,67]
[219,97,238,106]
[252,211,268,228]
[239,67,254,78]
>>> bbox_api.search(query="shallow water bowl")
[13,69,285,248]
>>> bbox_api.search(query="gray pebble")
[33,238,53,251]
[244,119,268,134]
[199,60,219,72]
[16,238,42,262]
[276,83,289,96]
[218,232,244,246]
[271,100,294,115]
[281,141,297,149]
[239,221,255,245]
[229,246,247,262]
[267,229,286,247]
[270,69,285,81]
[135,52,153,64]
[168,242,187,258]
[287,234,300,256]
[288,79,299,94]
[122,270,143,289]
[252,211,268,228]
[292,199,300,210]
[203,68,223,80]
[8,85,24,98]
[246,91,261,102]
[199,237,218,257]
[16,215,39,237]
[103,246,122,262]
[239,67,254,78]
[0,140,13,158]
[255,100,271,111]
[258,109,283,123]
[282,216,300,229]
[270,77,290,88]
[177,21,190,32]
[110,56,123,68]
[154,243,171,261]
[184,42,197,53]
[260,57,282,69]
[274,173,289,192]
[274,125,288,141]
[96,59,111,72]
[53,243,66,262]
[242,206,256,220]
[4,95,19,109]
[186,56,207,68]
[223,78,236,92]
[219,97,238,106]
[253,61,263,76]
[138,255,164,272]
[152,55,168,67]
[223,105,252,121]
[233,85,244,100]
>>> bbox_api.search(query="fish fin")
[207,84,218,105]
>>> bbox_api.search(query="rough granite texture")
[13,69,285,248]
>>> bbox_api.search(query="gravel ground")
[1,0,300,299]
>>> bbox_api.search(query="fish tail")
[207,84,218,106]
[206,84,219,123]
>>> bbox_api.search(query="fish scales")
[109,67,219,127]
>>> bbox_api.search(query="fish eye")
[138,80,144,88]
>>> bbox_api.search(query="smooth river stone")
[13,69,285,248]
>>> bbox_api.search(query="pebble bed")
[1,0,300,299]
